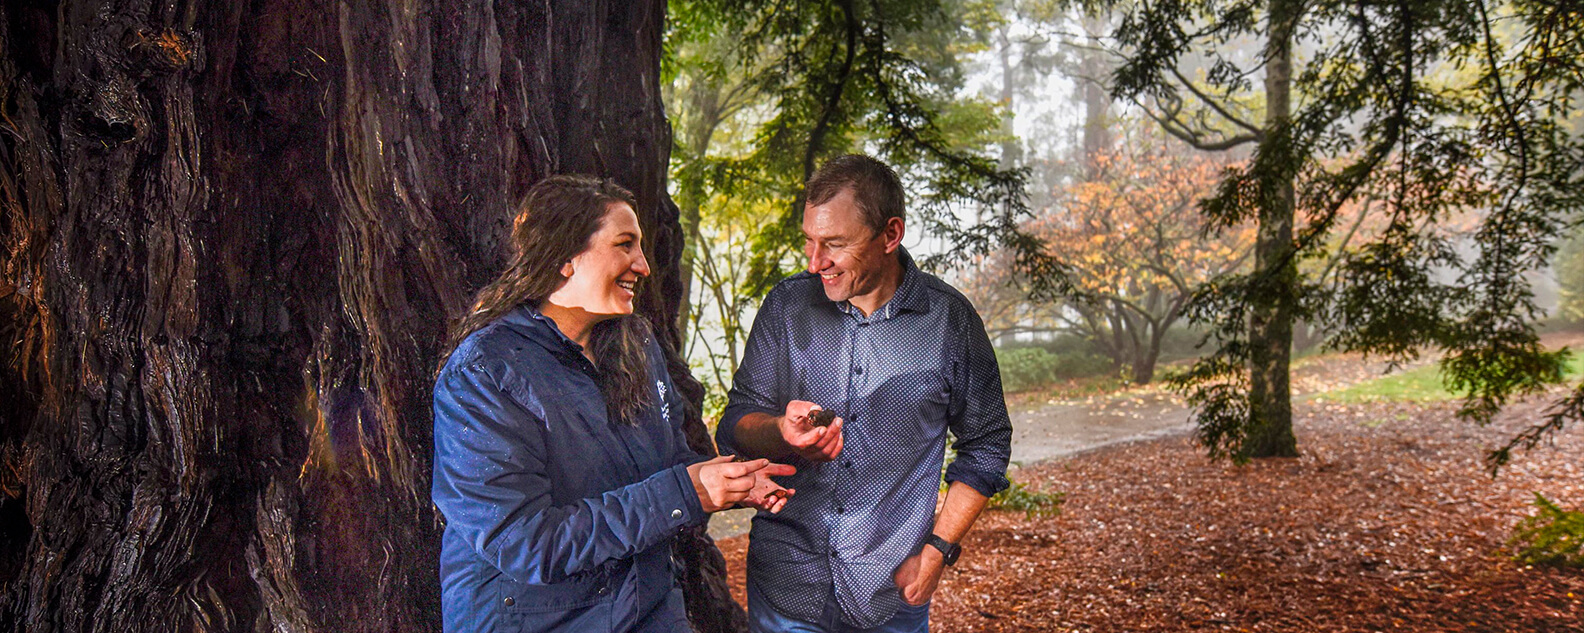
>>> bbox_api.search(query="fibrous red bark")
[0,1,741,631]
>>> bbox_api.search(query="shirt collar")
[836,247,930,320]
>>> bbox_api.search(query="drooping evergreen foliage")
[1108,0,1584,463]
[668,0,1074,302]
[1511,493,1584,568]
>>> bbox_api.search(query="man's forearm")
[933,480,990,543]
[727,412,791,460]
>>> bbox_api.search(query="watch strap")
[924,533,961,566]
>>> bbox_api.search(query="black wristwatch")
[924,534,961,566]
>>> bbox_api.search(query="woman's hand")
[740,465,797,513]
[687,455,794,513]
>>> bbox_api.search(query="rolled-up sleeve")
[717,289,788,456]
[431,362,706,584]
[943,308,1012,497]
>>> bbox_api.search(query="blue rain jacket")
[432,305,707,632]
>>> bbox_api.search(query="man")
[717,154,1012,632]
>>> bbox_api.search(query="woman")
[432,175,792,632]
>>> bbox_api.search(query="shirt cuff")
[663,462,708,528]
[715,404,779,457]
[944,465,1010,498]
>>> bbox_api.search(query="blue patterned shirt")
[717,249,1012,628]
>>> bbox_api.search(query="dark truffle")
[809,408,836,427]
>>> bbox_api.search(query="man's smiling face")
[802,188,895,306]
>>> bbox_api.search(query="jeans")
[746,579,929,633]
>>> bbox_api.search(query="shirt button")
[842,460,852,468]
[502,597,515,607]
[853,366,863,375]
[671,509,683,519]
[836,506,845,514]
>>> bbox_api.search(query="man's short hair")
[805,154,905,234]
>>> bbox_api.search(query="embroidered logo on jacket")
[656,380,670,423]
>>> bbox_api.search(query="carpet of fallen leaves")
[715,397,1584,632]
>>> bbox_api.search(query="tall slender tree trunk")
[0,2,741,631]
[1245,0,1301,458]
[1079,14,1112,180]
[996,25,1022,170]
[675,84,729,347]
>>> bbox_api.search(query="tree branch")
[1169,66,1263,136]
[1139,101,1259,151]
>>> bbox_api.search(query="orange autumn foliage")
[962,127,1256,384]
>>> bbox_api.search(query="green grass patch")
[1316,352,1583,404]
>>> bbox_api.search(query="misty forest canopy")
[668,0,1074,286]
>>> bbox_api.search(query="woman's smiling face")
[552,202,650,317]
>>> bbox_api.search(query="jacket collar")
[499,303,587,359]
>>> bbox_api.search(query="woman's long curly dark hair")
[440,175,654,424]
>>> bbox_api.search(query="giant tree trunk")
[1244,0,1300,458]
[0,2,743,631]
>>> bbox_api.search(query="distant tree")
[1108,0,1584,463]
[1555,228,1584,326]
[959,251,1045,343]
[959,0,1068,170]
[681,194,775,419]
[663,16,774,420]
[664,12,768,348]
[1029,126,1253,384]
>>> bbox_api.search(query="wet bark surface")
[0,1,741,631]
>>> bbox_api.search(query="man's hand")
[779,400,843,462]
[892,544,945,606]
[739,464,797,513]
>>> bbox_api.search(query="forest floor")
[714,334,1584,631]
[707,345,1452,540]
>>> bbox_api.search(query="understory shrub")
[995,347,1112,392]
[987,480,1065,519]
[1511,493,1584,568]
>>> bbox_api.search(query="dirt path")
[998,345,1466,469]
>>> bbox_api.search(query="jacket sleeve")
[431,361,706,584]
[717,287,789,457]
[942,306,1013,497]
